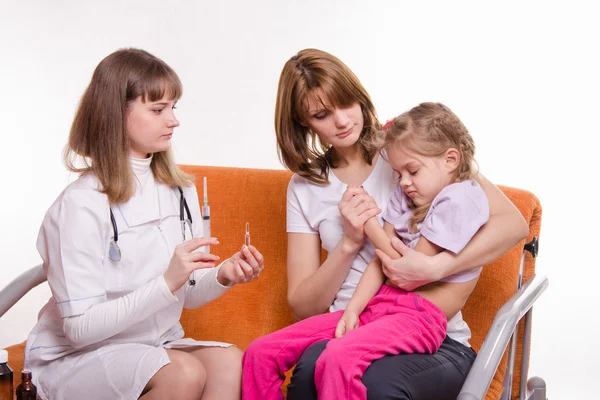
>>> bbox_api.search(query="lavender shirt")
[382,180,489,283]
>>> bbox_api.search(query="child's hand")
[335,309,359,338]
[217,245,264,286]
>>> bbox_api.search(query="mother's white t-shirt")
[286,155,474,347]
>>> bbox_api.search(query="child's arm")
[413,234,444,256]
[364,218,401,259]
[354,220,402,312]
[335,259,385,337]
[352,219,401,313]
[335,220,397,338]
[371,215,444,258]
[346,258,386,313]
[375,217,447,293]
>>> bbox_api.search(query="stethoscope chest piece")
[109,240,121,262]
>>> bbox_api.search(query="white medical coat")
[24,158,231,400]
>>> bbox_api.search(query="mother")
[274,48,528,399]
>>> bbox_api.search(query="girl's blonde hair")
[64,48,193,204]
[375,102,478,231]
[275,48,380,184]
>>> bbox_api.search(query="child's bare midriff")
[385,278,479,320]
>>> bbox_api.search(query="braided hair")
[370,102,478,231]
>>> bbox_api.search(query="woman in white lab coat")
[24,48,264,400]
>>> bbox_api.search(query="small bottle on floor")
[16,370,37,400]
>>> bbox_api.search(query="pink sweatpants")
[242,284,447,400]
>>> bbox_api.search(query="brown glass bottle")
[0,350,14,400]
[16,370,37,400]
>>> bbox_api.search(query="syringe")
[202,176,211,253]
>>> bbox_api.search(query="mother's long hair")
[275,48,381,184]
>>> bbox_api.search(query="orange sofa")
[4,165,542,399]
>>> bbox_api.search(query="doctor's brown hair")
[64,48,193,203]
[275,48,380,184]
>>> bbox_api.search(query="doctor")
[24,48,263,400]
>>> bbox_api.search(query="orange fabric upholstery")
[5,167,541,399]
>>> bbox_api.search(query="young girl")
[242,101,490,399]
[24,48,264,400]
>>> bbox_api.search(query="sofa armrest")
[0,264,46,318]
[457,274,549,400]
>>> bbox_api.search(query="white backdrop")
[0,1,597,398]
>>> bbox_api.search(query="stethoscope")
[108,187,194,283]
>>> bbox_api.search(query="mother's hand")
[375,238,443,291]
[338,185,381,249]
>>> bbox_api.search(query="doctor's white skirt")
[32,339,232,400]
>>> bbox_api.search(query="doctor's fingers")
[188,260,217,271]
[240,246,263,272]
[234,259,255,282]
[178,237,219,254]
[248,246,265,270]
[185,252,220,263]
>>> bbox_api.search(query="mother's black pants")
[286,335,476,400]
